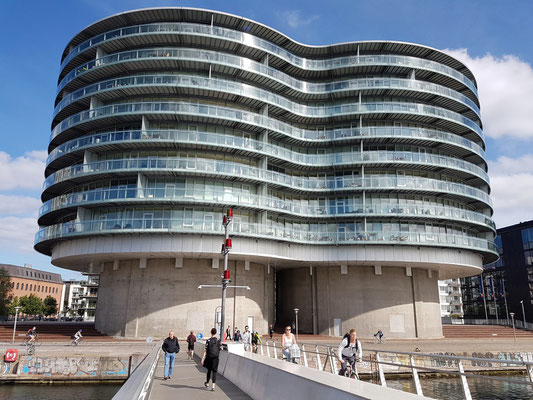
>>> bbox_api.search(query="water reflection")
[387,376,533,400]
[0,383,121,400]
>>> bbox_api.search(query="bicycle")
[23,334,41,347]
[373,334,386,344]
[70,336,84,346]
[343,360,359,380]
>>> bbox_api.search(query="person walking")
[269,324,274,339]
[201,328,220,391]
[242,325,252,351]
[226,326,231,341]
[162,331,180,380]
[252,331,262,353]
[281,325,297,362]
[233,329,242,342]
[186,331,196,360]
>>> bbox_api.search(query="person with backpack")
[162,331,180,380]
[201,328,220,391]
[186,331,197,360]
[251,331,262,353]
[337,329,362,377]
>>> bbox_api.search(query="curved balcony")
[58,22,478,98]
[54,72,480,122]
[46,128,486,169]
[38,187,496,231]
[49,101,484,149]
[45,133,488,182]
[46,141,487,182]
[34,217,497,258]
[42,157,493,207]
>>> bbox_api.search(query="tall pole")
[220,209,232,343]
[502,278,510,325]
[12,306,20,343]
[490,276,499,324]
[294,308,299,342]
[521,300,526,328]
[510,313,516,342]
[480,274,488,323]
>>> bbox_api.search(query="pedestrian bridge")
[112,341,428,400]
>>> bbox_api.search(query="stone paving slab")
[150,351,250,399]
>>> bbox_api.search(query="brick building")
[1,263,63,307]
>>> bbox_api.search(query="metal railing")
[256,341,533,400]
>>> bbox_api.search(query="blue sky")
[0,0,532,279]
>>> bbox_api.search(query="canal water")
[0,377,531,399]
[0,383,121,400]
[387,376,533,399]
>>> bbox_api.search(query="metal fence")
[255,341,533,400]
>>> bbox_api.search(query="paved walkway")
[150,351,250,399]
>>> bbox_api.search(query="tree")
[19,294,43,316]
[0,267,13,317]
[7,297,20,317]
[43,296,58,316]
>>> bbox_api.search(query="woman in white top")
[281,325,297,362]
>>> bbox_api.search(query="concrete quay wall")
[0,354,146,382]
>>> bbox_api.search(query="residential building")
[1,263,62,312]
[34,8,496,338]
[438,279,464,318]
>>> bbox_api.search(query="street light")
[510,312,516,342]
[12,306,21,343]
[520,300,526,328]
[294,308,299,342]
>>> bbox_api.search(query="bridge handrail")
[259,340,533,399]
[112,341,162,400]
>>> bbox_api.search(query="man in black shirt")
[162,331,180,380]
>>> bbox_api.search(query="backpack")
[206,337,220,358]
[342,333,359,352]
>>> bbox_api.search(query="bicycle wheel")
[35,336,42,346]
[28,345,35,355]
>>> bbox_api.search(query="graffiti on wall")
[17,356,129,377]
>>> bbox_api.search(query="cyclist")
[73,329,83,345]
[337,329,362,377]
[27,326,37,344]
[374,329,384,343]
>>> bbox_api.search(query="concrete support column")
[311,266,318,335]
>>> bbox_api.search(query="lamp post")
[214,306,222,337]
[12,306,21,343]
[520,300,526,328]
[510,312,516,342]
[294,308,299,342]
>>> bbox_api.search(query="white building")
[60,274,99,320]
[438,279,464,318]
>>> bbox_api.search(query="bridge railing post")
[315,345,323,371]
[409,355,423,396]
[376,352,387,387]
[260,343,264,356]
[302,344,308,367]
[266,341,271,358]
[273,341,278,359]
[458,359,472,400]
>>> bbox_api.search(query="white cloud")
[279,10,319,29]
[0,216,38,253]
[0,150,46,191]
[444,49,533,140]
[488,155,533,228]
[0,194,41,216]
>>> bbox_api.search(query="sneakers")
[164,376,168,380]
[204,381,208,388]
[211,383,216,391]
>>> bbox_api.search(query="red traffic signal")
[223,270,230,280]
[221,244,226,253]
[226,238,232,249]
[227,209,233,218]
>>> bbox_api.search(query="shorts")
[188,344,194,351]
[204,356,219,372]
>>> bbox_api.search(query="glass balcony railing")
[46,132,488,182]
[47,128,486,167]
[60,22,478,96]
[38,187,496,231]
[54,71,480,119]
[34,217,498,255]
[42,157,493,207]
[50,100,484,145]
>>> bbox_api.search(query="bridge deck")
[150,351,250,399]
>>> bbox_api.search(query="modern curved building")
[35,7,497,339]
